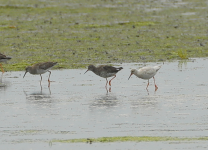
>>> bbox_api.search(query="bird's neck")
[90,66,98,74]
[29,67,37,74]
[135,69,143,78]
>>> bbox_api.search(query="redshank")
[128,65,161,91]
[84,65,123,86]
[0,53,11,73]
[23,62,57,85]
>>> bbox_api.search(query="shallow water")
[0,58,208,149]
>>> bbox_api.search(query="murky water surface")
[1,58,208,149]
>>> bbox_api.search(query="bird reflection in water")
[24,89,53,108]
[0,72,5,83]
[0,79,9,92]
[131,96,158,114]
[90,93,118,109]
[105,86,112,94]
[24,82,52,101]
[0,82,7,91]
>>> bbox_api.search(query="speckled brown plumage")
[23,62,57,86]
[85,65,123,86]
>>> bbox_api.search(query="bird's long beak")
[84,69,89,74]
[23,71,28,78]
[128,73,133,80]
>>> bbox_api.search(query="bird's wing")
[153,65,162,72]
[38,62,57,70]
[103,65,119,73]
[140,67,156,76]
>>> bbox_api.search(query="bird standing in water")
[85,65,123,87]
[0,53,11,73]
[23,62,57,87]
[128,65,161,91]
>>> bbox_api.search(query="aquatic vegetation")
[178,49,188,59]
[51,136,208,143]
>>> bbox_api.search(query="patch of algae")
[51,136,208,143]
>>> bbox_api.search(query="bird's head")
[128,69,136,80]
[23,66,31,78]
[84,65,95,74]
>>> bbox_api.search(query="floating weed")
[51,136,208,143]
[178,49,188,59]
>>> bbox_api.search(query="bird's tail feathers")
[117,67,123,71]
[154,65,162,72]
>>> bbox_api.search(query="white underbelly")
[140,74,155,80]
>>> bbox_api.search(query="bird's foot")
[155,85,158,91]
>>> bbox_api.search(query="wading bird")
[128,65,161,91]
[85,65,123,87]
[23,62,57,87]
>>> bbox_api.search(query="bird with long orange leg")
[128,65,161,91]
[23,62,57,87]
[85,65,123,87]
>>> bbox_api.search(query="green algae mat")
[1,0,208,71]
[51,136,208,143]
